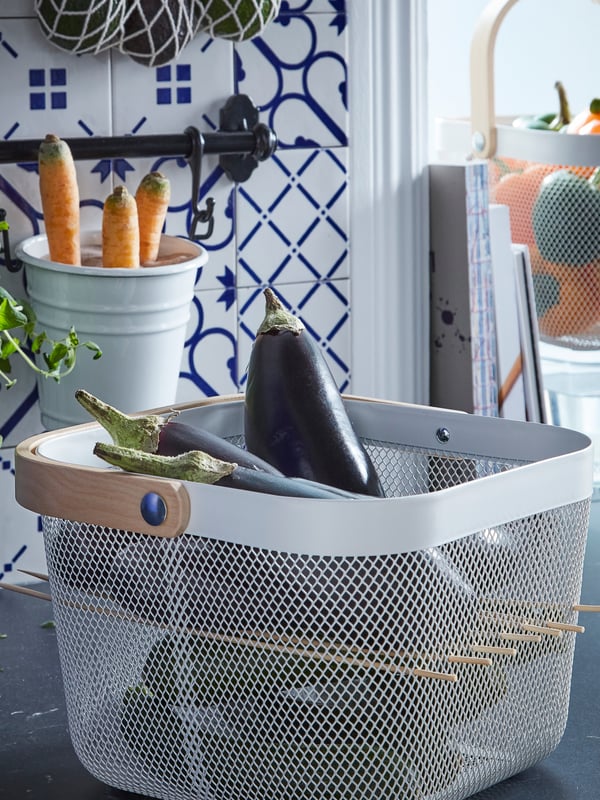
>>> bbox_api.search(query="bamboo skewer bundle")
[2,571,593,685]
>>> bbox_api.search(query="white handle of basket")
[470,0,519,158]
[15,433,191,538]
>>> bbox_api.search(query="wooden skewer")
[447,654,492,666]
[499,631,542,643]
[413,667,457,682]
[18,569,50,582]
[573,604,600,613]
[520,622,562,638]
[469,644,517,657]
[0,581,52,602]
[546,621,585,634]
[0,583,454,680]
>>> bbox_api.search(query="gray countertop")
[1,503,599,800]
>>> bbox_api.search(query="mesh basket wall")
[41,436,591,800]
[489,157,600,349]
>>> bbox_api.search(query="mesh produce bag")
[490,159,600,347]
[36,0,281,65]
[435,0,600,350]
[119,0,206,66]
[199,0,281,42]
[35,0,126,54]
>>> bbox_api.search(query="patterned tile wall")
[0,0,350,583]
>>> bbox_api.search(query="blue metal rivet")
[140,492,167,526]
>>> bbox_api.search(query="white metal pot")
[16,231,208,429]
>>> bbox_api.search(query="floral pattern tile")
[234,8,347,148]
[279,0,344,13]
[176,286,239,402]
[236,147,348,287]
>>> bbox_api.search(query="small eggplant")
[75,388,283,476]
[93,442,359,500]
[244,288,384,497]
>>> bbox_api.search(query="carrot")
[38,133,81,266]
[135,171,170,263]
[102,185,140,268]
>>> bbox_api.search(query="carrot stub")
[135,171,170,263]
[38,133,81,266]
[102,185,140,268]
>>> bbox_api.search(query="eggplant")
[75,388,283,476]
[244,289,384,497]
[93,441,359,500]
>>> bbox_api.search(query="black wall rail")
[0,94,277,267]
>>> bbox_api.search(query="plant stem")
[257,288,305,336]
[93,442,236,484]
[1,330,48,377]
[76,389,165,452]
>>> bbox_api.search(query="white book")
[489,204,527,421]
[512,244,547,423]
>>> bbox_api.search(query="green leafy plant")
[0,285,101,390]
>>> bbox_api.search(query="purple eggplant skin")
[217,465,360,499]
[244,290,384,497]
[157,420,284,476]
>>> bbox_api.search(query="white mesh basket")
[436,0,600,350]
[15,395,594,800]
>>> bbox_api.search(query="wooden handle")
[470,0,519,158]
[15,427,191,538]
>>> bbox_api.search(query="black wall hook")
[185,126,215,242]
[0,209,22,273]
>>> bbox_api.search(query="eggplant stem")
[76,389,166,452]
[93,442,236,484]
[257,288,305,336]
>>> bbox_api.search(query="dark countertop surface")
[1,503,599,800]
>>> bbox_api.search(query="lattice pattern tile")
[237,147,348,287]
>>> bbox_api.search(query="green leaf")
[30,331,47,353]
[0,337,18,359]
[86,341,103,359]
[44,342,69,370]
[0,297,27,331]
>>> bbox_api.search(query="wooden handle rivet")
[140,492,167,526]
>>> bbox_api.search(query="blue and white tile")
[176,286,239,403]
[278,0,345,13]
[0,354,43,448]
[237,278,351,393]
[0,1,35,18]
[0,18,111,247]
[237,147,348,287]
[234,10,347,148]
[0,448,45,586]
[111,34,234,136]
[110,35,237,287]
[1,18,111,140]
